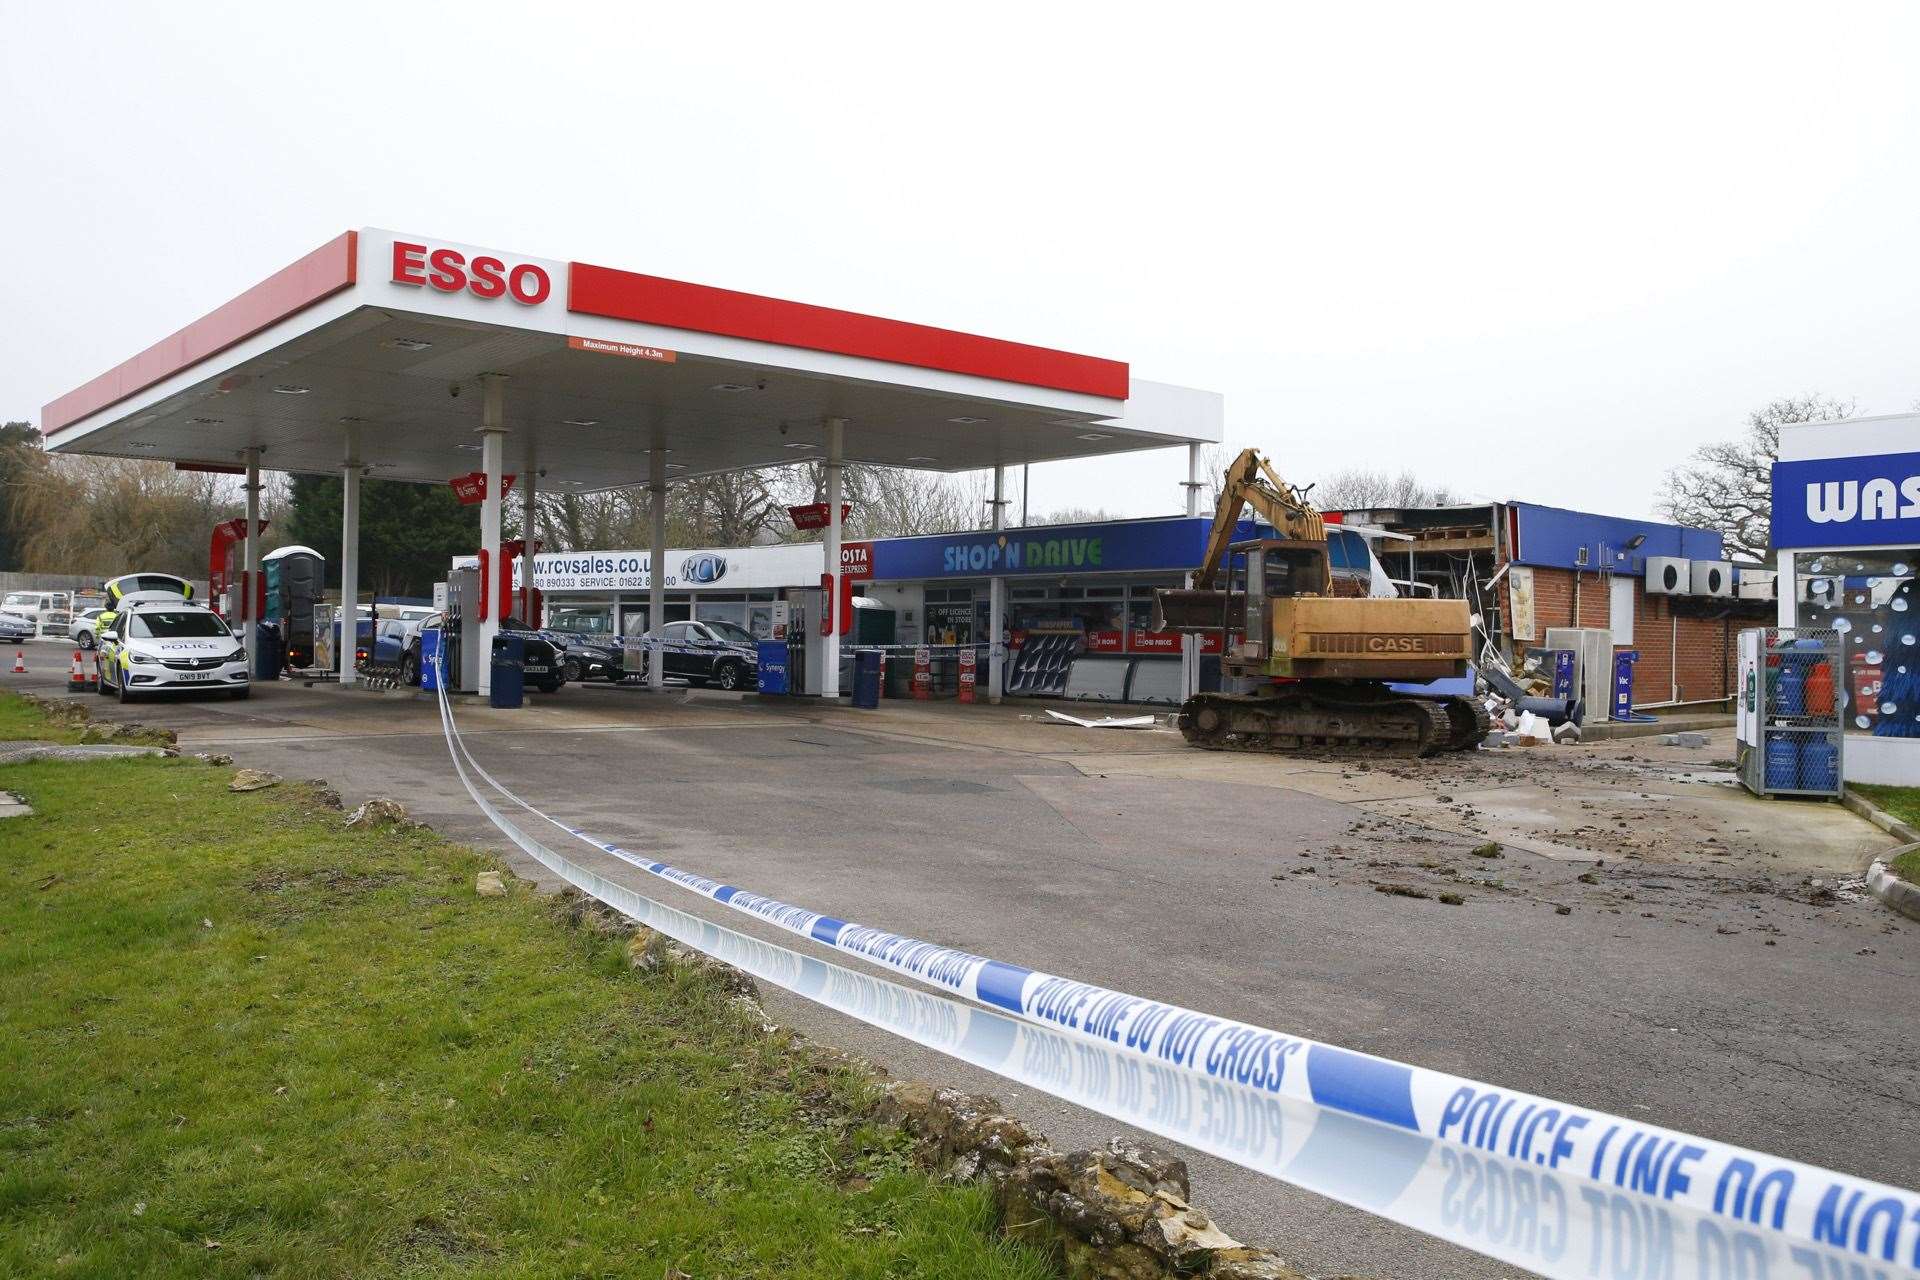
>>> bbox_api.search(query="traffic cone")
[67,650,87,692]
[10,651,24,674]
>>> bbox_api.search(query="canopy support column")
[241,447,260,637]
[988,464,1006,705]
[338,426,361,686]
[1181,440,1203,702]
[521,439,538,625]
[822,417,845,699]
[648,443,666,691]
[477,374,506,698]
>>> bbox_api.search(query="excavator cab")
[1150,537,1328,644]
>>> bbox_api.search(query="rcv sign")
[1772,450,1920,549]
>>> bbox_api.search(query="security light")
[907,455,938,463]
[1625,534,1647,551]
[561,418,601,427]
[947,415,986,425]
[384,338,434,351]
[270,385,310,395]
[1076,432,1111,441]
[710,383,756,393]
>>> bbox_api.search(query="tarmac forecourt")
[431,656,1920,1280]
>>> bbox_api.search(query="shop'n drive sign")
[391,241,551,305]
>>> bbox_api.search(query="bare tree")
[13,453,237,577]
[1313,468,1458,511]
[1657,394,1854,561]
[845,466,977,537]
[674,469,786,546]
[1029,505,1121,526]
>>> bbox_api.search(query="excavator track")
[1176,686,1487,757]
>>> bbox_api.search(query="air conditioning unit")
[1734,569,1777,602]
[1691,560,1734,598]
[1644,556,1689,595]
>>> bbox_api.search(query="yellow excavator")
[1154,449,1489,755]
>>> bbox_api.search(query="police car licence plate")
[175,671,213,682]
[525,663,549,673]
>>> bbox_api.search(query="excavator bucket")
[1152,588,1243,634]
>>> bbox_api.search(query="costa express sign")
[391,241,551,304]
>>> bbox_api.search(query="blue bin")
[253,622,283,681]
[421,627,443,692]
[490,634,525,709]
[851,648,881,709]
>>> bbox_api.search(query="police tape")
[430,660,1920,1279]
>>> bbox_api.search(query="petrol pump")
[209,517,268,623]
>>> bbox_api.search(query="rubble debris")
[1044,709,1159,730]
[1658,732,1711,749]
[344,797,415,830]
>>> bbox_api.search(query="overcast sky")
[5,2,1917,524]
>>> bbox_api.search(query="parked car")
[1,590,72,637]
[645,619,759,690]
[69,607,109,649]
[399,614,568,693]
[95,573,194,644]
[556,635,624,684]
[0,611,35,644]
[95,601,248,703]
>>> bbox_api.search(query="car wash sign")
[1771,450,1920,549]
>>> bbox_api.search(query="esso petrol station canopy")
[41,228,1221,487]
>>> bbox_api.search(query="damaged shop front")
[1327,499,1775,727]
[852,515,1396,705]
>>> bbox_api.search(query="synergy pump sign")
[1771,450,1920,549]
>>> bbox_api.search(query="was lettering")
[1806,475,1920,523]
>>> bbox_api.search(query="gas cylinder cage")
[1738,627,1844,799]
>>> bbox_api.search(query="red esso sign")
[390,241,551,305]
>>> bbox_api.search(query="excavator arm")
[1191,448,1328,590]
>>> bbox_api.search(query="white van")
[0,590,73,637]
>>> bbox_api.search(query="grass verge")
[1854,784,1920,882]
[0,691,90,743]
[0,696,1051,1279]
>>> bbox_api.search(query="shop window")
[1797,550,1917,737]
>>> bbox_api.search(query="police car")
[95,599,250,703]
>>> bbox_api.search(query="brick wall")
[1508,567,1741,707]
